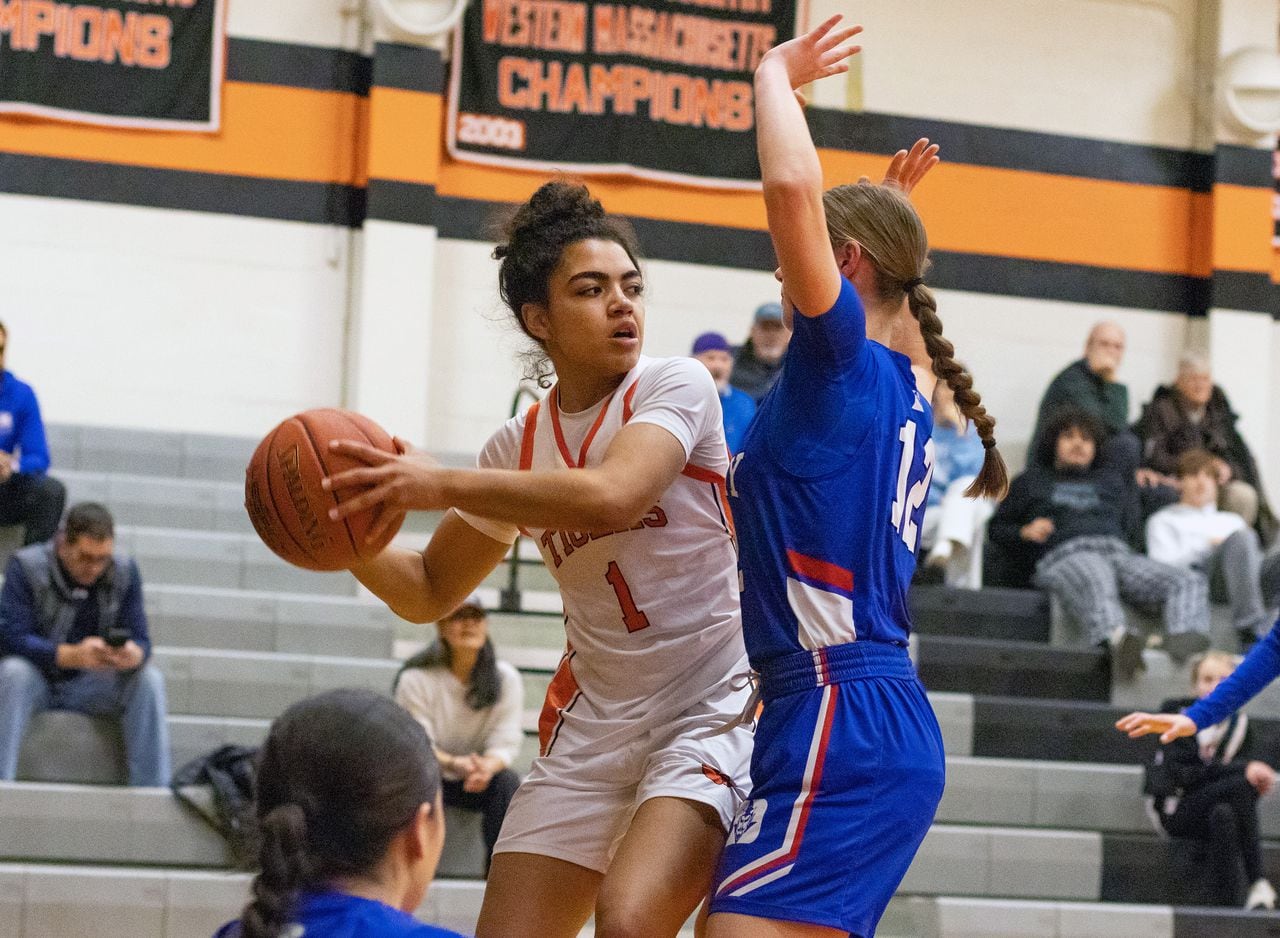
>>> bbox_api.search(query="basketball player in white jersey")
[323,181,753,938]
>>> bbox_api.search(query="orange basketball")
[245,409,405,571]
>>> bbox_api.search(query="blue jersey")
[728,277,934,665]
[214,890,465,938]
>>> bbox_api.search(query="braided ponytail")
[905,283,1008,499]
[239,804,312,938]
[823,182,1008,500]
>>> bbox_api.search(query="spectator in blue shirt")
[692,332,756,454]
[216,689,463,938]
[0,321,66,545]
[918,380,994,588]
[0,502,169,786]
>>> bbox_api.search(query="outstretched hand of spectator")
[1115,711,1198,744]
[0,451,13,483]
[1247,760,1277,796]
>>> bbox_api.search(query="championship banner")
[0,0,227,131]
[448,0,799,190]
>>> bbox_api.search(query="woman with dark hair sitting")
[394,595,523,871]
[215,688,463,937]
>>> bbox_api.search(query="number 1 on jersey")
[605,561,651,633]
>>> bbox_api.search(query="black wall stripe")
[366,179,436,226]
[930,250,1212,316]
[1215,143,1274,189]
[430,193,1213,313]
[807,109,1215,192]
[1213,270,1280,317]
[226,38,370,96]
[372,42,444,94]
[0,153,364,227]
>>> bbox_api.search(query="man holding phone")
[0,502,169,786]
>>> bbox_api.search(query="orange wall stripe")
[367,87,442,186]
[1211,183,1275,274]
[820,149,1212,278]
[0,83,365,185]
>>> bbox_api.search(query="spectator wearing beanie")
[692,332,756,454]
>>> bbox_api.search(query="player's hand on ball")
[323,439,440,543]
[761,14,862,91]
[1114,711,1198,743]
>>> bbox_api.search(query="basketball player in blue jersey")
[707,17,1009,938]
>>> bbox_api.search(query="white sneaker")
[1246,877,1277,911]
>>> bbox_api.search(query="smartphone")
[104,627,132,649]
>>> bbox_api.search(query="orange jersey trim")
[538,649,580,755]
[681,463,725,484]
[549,385,614,468]
[518,401,541,471]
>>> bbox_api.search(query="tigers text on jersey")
[457,355,745,754]
[729,277,934,666]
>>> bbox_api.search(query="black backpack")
[171,744,261,869]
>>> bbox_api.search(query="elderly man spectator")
[0,321,66,546]
[1134,354,1274,538]
[0,502,169,786]
[691,332,756,454]
[989,408,1210,678]
[1031,321,1132,458]
[730,302,791,402]
[1147,450,1274,646]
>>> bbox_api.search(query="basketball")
[245,409,405,571]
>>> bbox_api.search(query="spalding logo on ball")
[245,408,404,571]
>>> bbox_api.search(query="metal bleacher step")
[149,645,560,720]
[0,861,485,938]
[0,783,1106,901]
[5,862,1273,938]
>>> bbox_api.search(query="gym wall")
[0,0,1276,506]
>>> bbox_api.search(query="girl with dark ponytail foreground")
[215,689,460,938]
[708,16,1007,938]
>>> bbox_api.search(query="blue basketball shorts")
[710,642,945,937]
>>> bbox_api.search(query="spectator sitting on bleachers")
[691,331,755,455]
[1145,651,1278,910]
[393,594,522,872]
[1147,449,1275,647]
[0,320,66,547]
[730,301,791,402]
[1134,354,1276,541]
[1031,321,1134,463]
[0,501,169,786]
[216,689,464,938]
[918,379,993,589]
[988,407,1209,678]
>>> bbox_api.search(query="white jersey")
[458,355,746,754]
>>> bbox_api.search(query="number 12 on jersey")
[890,419,935,554]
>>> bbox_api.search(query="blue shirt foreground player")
[1118,615,1280,744]
[707,16,1009,938]
[214,689,463,938]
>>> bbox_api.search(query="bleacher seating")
[0,423,1276,936]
